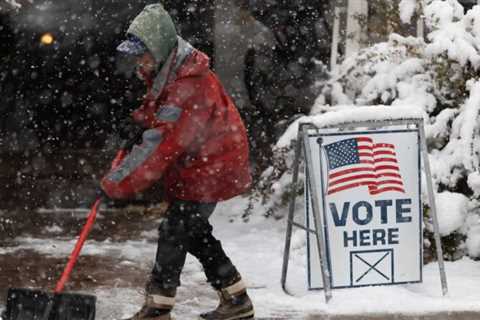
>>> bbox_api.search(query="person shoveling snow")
[100,4,254,320]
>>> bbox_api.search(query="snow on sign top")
[277,105,424,148]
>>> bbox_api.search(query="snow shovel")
[4,198,101,320]
[5,131,143,320]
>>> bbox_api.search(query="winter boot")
[199,279,254,320]
[124,288,176,320]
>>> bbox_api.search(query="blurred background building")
[0,0,477,209]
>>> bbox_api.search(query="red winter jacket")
[101,45,252,202]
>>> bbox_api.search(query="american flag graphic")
[324,137,405,195]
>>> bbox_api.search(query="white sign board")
[306,128,422,289]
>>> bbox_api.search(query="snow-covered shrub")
[243,146,297,220]
[0,0,22,11]
[251,0,480,261]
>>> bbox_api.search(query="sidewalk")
[304,313,480,320]
[2,202,480,319]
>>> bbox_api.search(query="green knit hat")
[125,4,177,65]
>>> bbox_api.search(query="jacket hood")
[127,4,177,65]
[176,49,210,79]
[148,37,210,99]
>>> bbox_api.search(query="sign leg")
[281,126,304,294]
[303,130,332,303]
[419,122,448,296]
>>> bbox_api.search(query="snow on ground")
[2,197,480,319]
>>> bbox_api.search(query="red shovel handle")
[111,149,127,170]
[53,131,142,293]
[54,197,102,293]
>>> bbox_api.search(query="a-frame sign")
[281,115,448,303]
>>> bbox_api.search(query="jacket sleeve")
[101,93,213,199]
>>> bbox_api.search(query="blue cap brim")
[117,39,147,56]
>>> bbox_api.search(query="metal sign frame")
[281,119,448,303]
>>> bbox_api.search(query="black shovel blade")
[5,288,96,320]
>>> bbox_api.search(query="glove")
[95,185,109,200]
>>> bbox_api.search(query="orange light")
[40,33,54,45]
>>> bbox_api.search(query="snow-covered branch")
[0,0,21,12]
[256,0,480,259]
[399,0,417,24]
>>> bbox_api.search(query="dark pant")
[148,200,239,293]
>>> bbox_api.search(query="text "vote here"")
[329,199,413,248]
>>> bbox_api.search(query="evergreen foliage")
[250,0,480,261]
